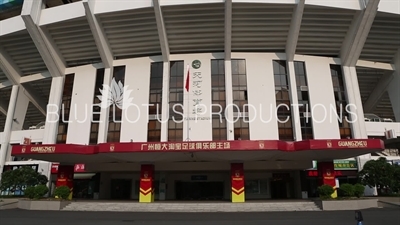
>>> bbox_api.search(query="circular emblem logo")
[326,169,332,176]
[259,141,265,149]
[22,146,26,153]
[327,141,332,148]
[235,170,240,177]
[192,60,201,69]
[110,144,115,152]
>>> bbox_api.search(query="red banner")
[13,144,98,155]
[12,139,384,156]
[317,162,336,187]
[307,170,357,177]
[51,163,86,174]
[56,165,74,189]
[140,165,154,196]
[98,139,384,153]
[231,163,244,195]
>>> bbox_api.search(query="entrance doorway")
[271,179,288,199]
[111,179,131,200]
[270,173,295,199]
[175,181,224,200]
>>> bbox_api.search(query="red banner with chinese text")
[51,163,86,174]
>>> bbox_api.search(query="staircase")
[62,201,321,212]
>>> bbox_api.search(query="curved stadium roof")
[0,0,399,130]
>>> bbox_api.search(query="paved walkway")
[1,208,398,225]
[0,199,19,210]
[63,201,321,212]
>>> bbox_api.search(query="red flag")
[185,66,190,92]
[23,137,31,145]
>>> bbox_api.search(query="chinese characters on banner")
[334,161,356,169]
[74,164,85,172]
[51,163,86,173]
[191,61,203,116]
[140,141,231,151]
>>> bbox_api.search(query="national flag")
[185,65,190,92]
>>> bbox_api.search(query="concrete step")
[62,201,321,212]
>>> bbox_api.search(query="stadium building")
[0,0,399,202]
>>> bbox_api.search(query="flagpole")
[185,64,190,141]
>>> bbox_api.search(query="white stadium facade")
[0,0,399,202]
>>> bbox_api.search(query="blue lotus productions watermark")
[46,102,359,125]
[46,77,359,124]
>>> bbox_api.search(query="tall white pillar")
[97,67,113,143]
[387,52,400,122]
[43,76,64,144]
[387,72,400,122]
[11,88,30,131]
[287,61,302,141]
[161,61,170,142]
[342,66,370,177]
[67,66,97,145]
[0,85,19,181]
[342,66,367,138]
[224,60,234,140]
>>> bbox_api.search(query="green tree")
[359,157,395,195]
[0,166,48,195]
[391,164,400,193]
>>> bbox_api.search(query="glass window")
[107,66,126,143]
[211,59,227,140]
[88,69,105,144]
[149,62,164,116]
[57,74,75,144]
[148,120,161,142]
[245,180,260,194]
[330,65,352,138]
[294,61,313,140]
[168,61,184,141]
[273,60,293,141]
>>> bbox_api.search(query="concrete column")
[224,60,234,140]
[161,61,170,142]
[67,65,97,145]
[0,85,19,181]
[139,164,154,203]
[99,172,111,199]
[342,66,367,138]
[387,53,400,121]
[287,61,302,141]
[11,88,30,131]
[317,161,337,198]
[293,170,302,199]
[342,66,370,173]
[55,165,74,200]
[43,76,65,144]
[231,163,245,202]
[97,67,113,143]
[158,172,166,200]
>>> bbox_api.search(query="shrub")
[54,186,70,200]
[0,167,48,195]
[318,185,335,199]
[339,183,355,197]
[354,184,365,198]
[24,186,35,199]
[34,185,49,199]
